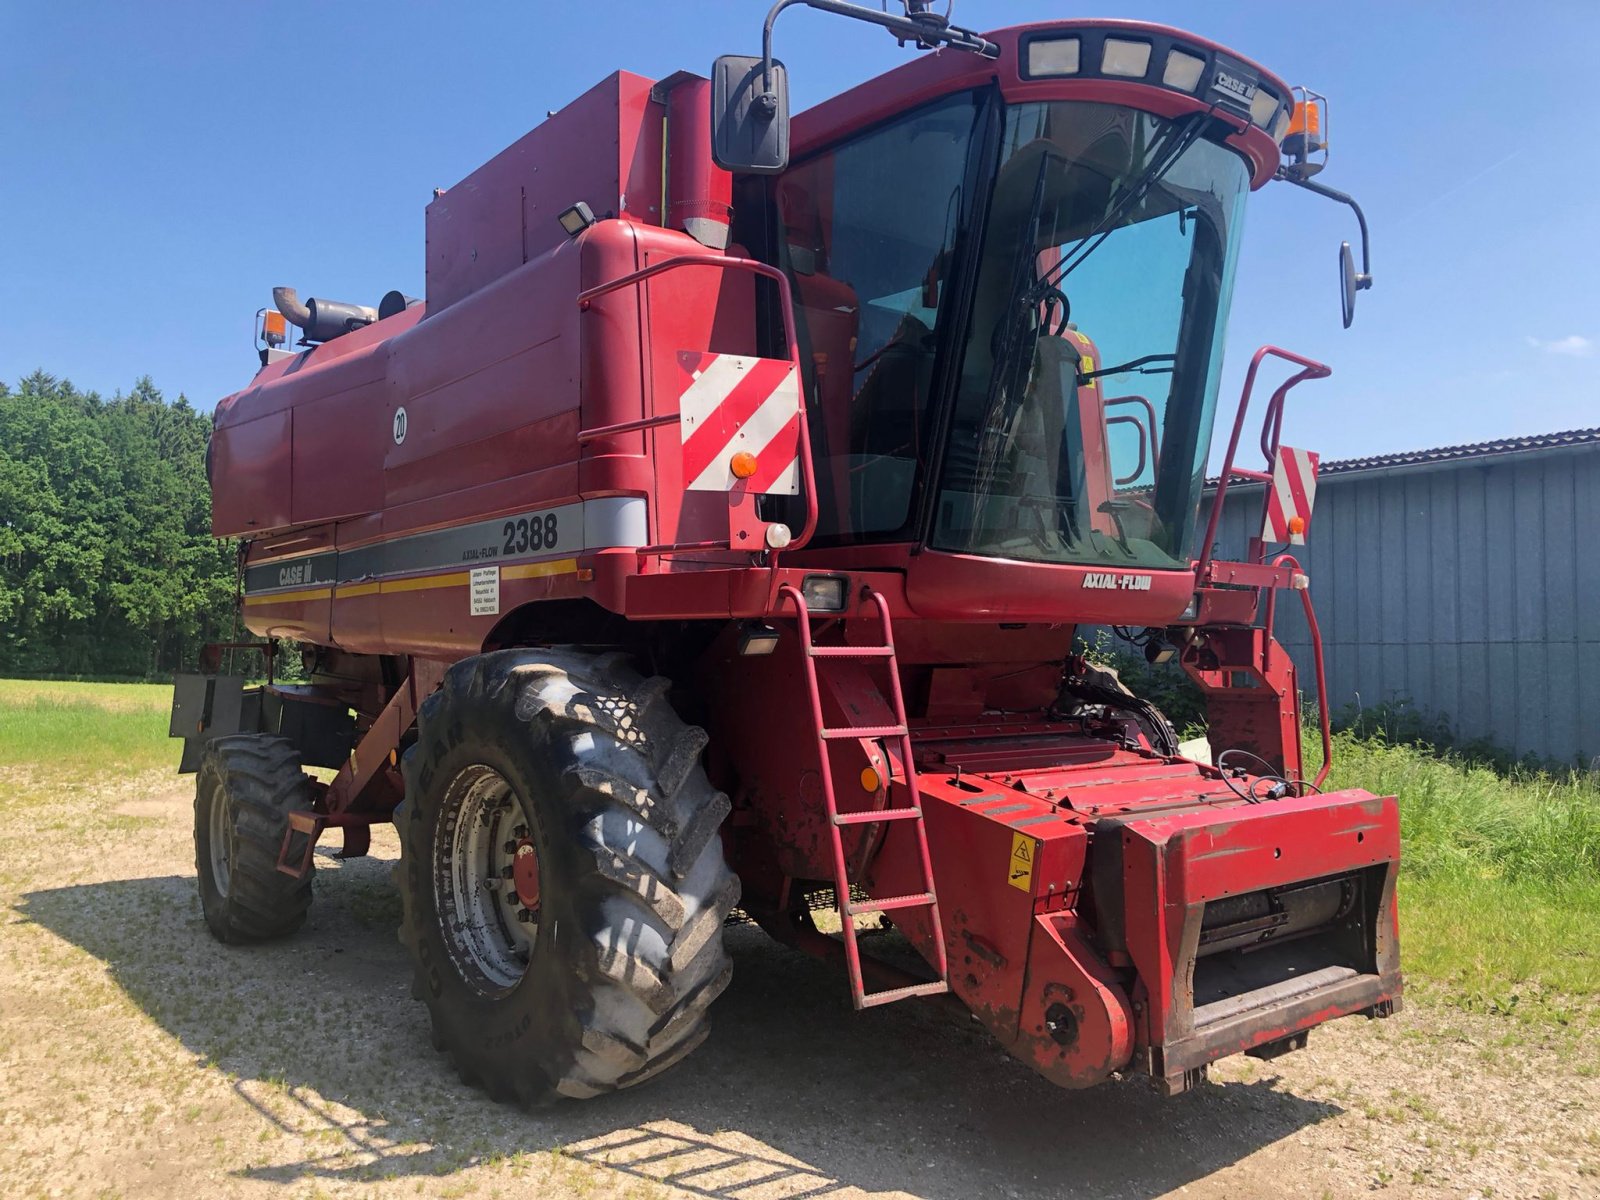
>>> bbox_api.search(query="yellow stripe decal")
[243,586,333,607]
[503,558,580,582]
[378,570,472,595]
[244,559,580,605]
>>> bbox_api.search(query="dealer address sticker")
[470,566,500,616]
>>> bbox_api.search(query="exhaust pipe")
[271,286,313,328]
[272,286,378,345]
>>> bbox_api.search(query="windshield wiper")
[1034,109,1216,295]
[1078,353,1176,385]
[969,155,1053,481]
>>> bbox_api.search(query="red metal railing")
[1194,345,1336,792]
[1100,390,1164,483]
[1262,554,1334,790]
[1194,345,1330,580]
[576,253,820,556]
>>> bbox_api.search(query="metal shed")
[1202,428,1600,765]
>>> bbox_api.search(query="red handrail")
[1104,394,1162,465]
[1194,345,1330,580]
[576,253,819,552]
[1262,553,1334,790]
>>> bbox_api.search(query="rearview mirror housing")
[711,55,790,175]
[1339,241,1358,328]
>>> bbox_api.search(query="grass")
[1,678,1595,1011]
[1323,729,1600,1006]
[1324,732,1600,889]
[0,679,172,775]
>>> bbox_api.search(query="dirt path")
[1,770,1595,1200]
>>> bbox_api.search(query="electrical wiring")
[1215,747,1312,803]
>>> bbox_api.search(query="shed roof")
[1210,427,1600,487]
[1318,427,1600,477]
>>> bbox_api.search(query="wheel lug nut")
[517,908,536,923]
[501,865,515,879]
[512,824,529,839]
[502,840,519,853]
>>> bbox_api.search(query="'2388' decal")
[501,512,558,555]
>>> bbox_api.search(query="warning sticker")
[470,566,500,616]
[1007,830,1036,893]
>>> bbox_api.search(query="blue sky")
[3,1,1596,463]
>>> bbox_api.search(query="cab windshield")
[775,96,1249,570]
[933,101,1249,570]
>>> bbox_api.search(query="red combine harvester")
[173,2,1397,1103]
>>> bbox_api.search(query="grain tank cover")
[424,71,666,313]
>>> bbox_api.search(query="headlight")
[1249,88,1280,130]
[1162,49,1206,93]
[1026,36,1080,77]
[800,575,848,612]
[1101,38,1152,78]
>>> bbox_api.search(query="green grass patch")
[1325,730,1600,1004]
[0,680,173,776]
[1399,876,1600,1014]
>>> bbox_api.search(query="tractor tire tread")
[194,735,314,944]
[396,649,737,1106]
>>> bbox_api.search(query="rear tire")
[194,735,315,943]
[395,649,738,1104]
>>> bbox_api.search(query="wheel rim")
[433,765,542,996]
[208,782,232,898]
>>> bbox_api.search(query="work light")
[558,202,597,237]
[800,575,847,612]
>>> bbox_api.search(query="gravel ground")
[1,767,1596,1200]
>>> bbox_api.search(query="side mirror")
[1278,172,1373,331]
[711,55,790,175]
[1339,241,1360,329]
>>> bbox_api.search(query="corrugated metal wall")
[1202,445,1600,765]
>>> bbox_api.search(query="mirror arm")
[1275,168,1373,286]
[761,0,998,103]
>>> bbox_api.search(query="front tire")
[194,735,315,943]
[395,649,739,1104]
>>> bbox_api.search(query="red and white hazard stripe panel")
[677,351,802,494]
[1263,445,1319,545]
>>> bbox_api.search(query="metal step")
[846,891,935,915]
[808,645,896,658]
[834,807,921,826]
[858,980,950,1009]
[821,723,907,740]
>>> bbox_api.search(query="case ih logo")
[1212,70,1257,104]
[1082,572,1153,591]
[676,352,802,494]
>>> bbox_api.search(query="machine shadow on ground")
[19,852,1342,1199]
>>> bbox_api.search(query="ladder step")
[821,724,907,740]
[858,980,950,1009]
[834,806,920,826]
[808,645,895,658]
[783,581,950,1010]
[847,891,935,915]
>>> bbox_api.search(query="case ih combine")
[173,2,1398,1103]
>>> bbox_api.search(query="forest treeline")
[0,371,236,678]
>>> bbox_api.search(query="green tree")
[0,372,236,677]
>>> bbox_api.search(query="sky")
[3,1,1597,465]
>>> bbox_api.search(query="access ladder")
[779,584,950,1009]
